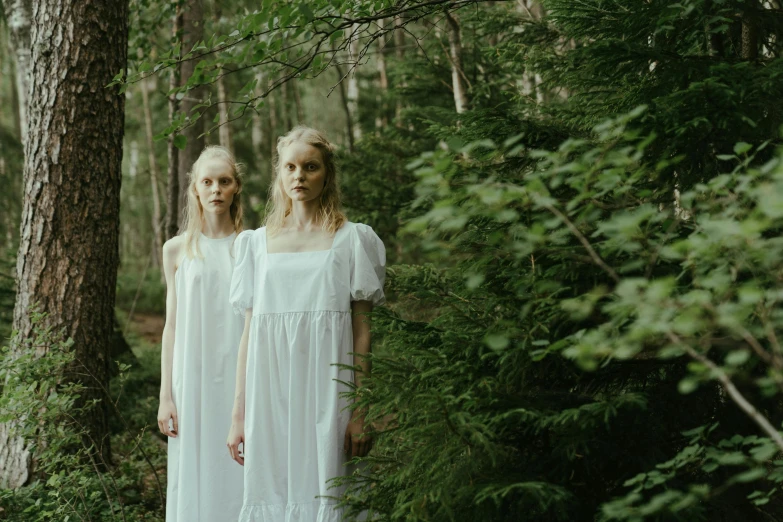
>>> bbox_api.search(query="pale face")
[279,141,327,203]
[195,158,239,215]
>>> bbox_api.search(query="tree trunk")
[0,0,128,488]
[217,72,234,154]
[334,62,356,153]
[394,14,406,125]
[166,8,183,240]
[376,18,389,130]
[347,23,362,142]
[251,70,264,154]
[291,78,304,124]
[742,0,759,60]
[1,0,32,144]
[141,77,164,268]
[176,0,206,228]
[444,12,469,114]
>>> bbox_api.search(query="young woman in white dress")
[227,126,386,521]
[157,146,246,521]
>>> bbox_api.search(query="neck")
[201,210,235,238]
[287,199,322,230]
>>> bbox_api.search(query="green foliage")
[0,309,166,520]
[334,105,783,520]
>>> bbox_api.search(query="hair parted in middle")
[180,145,245,258]
[264,125,346,236]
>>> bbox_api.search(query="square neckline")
[264,222,348,255]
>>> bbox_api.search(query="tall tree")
[0,0,128,488]
[165,6,182,240]
[176,0,205,228]
[140,76,164,268]
[0,0,31,143]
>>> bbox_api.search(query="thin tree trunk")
[217,72,234,154]
[176,0,206,227]
[268,87,278,156]
[0,0,128,488]
[291,79,304,124]
[347,23,362,142]
[280,75,292,131]
[334,62,356,153]
[251,70,265,171]
[376,18,389,130]
[1,0,32,145]
[141,78,164,268]
[444,12,469,114]
[742,0,759,60]
[166,7,183,240]
[394,14,405,125]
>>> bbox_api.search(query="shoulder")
[348,222,383,244]
[162,235,186,275]
[235,227,265,251]
[163,235,185,260]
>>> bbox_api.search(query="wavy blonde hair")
[181,145,244,258]
[264,125,346,236]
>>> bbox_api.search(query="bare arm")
[228,310,252,465]
[344,300,373,458]
[157,237,183,437]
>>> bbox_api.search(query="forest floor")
[128,311,164,345]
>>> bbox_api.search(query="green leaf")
[725,350,750,366]
[484,334,509,351]
[734,142,752,155]
[173,135,187,150]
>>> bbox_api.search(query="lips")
[210,199,224,204]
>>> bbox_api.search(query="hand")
[157,398,178,438]
[227,420,245,466]
[344,412,373,459]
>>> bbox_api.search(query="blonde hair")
[264,125,346,236]
[181,145,244,258]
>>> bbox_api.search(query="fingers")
[157,415,177,438]
[172,413,179,436]
[227,437,245,466]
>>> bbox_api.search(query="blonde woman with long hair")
[227,126,386,521]
[158,146,245,521]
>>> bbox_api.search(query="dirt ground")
[129,312,164,345]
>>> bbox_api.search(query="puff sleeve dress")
[166,233,245,522]
[229,221,386,522]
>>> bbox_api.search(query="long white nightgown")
[229,221,386,522]
[166,233,245,522]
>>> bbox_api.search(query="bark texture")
[0,0,128,488]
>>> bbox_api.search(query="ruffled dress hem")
[238,501,343,522]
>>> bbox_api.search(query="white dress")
[229,221,386,522]
[166,233,245,522]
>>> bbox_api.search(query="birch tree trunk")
[141,77,164,268]
[251,70,265,169]
[217,72,234,154]
[444,12,469,114]
[376,18,389,130]
[0,0,128,488]
[347,23,362,142]
[1,0,32,144]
